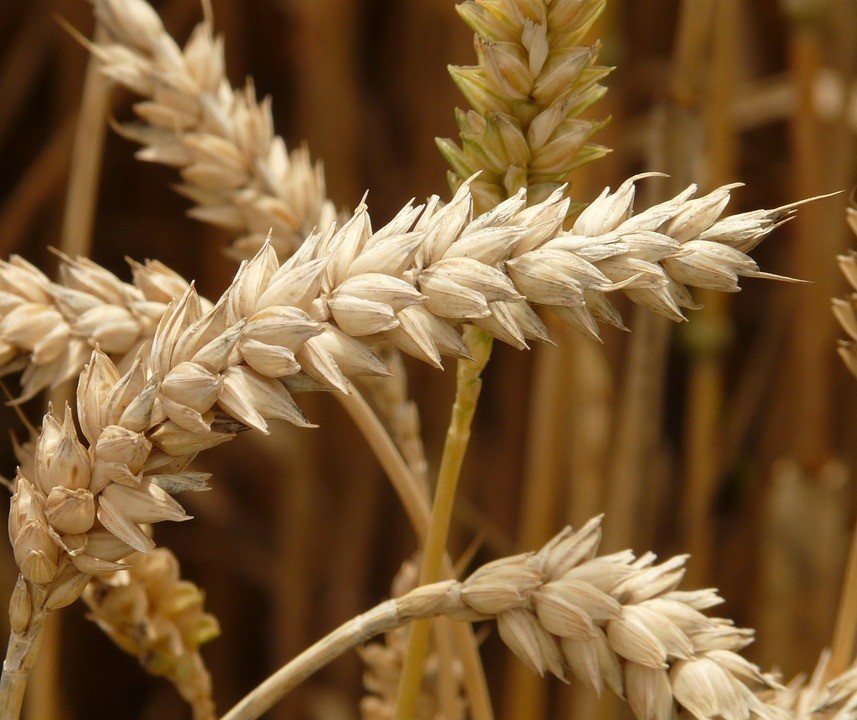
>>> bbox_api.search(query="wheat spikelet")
[86,0,338,260]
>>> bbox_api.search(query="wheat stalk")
[360,558,466,720]
[0,178,801,597]
[0,178,802,578]
[401,1,614,713]
[85,0,339,261]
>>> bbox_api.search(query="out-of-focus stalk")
[603,0,716,556]
[680,0,739,587]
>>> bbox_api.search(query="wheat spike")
[220,517,793,720]
[83,547,219,720]
[439,0,610,211]
[87,0,339,261]
[0,178,798,404]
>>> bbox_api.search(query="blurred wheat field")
[1,0,857,719]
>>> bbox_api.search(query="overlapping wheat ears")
[0,1,856,719]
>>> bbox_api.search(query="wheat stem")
[338,383,431,539]
[828,516,857,679]
[681,0,739,587]
[220,597,405,720]
[0,583,48,720]
[60,24,110,261]
[395,326,494,720]
[338,381,493,720]
[603,308,670,551]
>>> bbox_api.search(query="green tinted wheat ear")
[86,0,338,260]
[438,0,610,211]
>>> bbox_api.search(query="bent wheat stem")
[220,598,404,720]
[338,383,431,538]
[829,516,857,680]
[60,24,110,262]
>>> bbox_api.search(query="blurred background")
[1,0,857,718]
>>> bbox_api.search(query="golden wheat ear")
[75,0,339,261]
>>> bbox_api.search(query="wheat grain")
[86,0,609,259]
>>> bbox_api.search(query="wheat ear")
[438,0,610,213]
[83,548,220,720]
[85,0,338,261]
[217,515,788,720]
[0,178,800,403]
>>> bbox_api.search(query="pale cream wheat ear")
[0,177,803,406]
[219,516,791,720]
[85,0,339,261]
